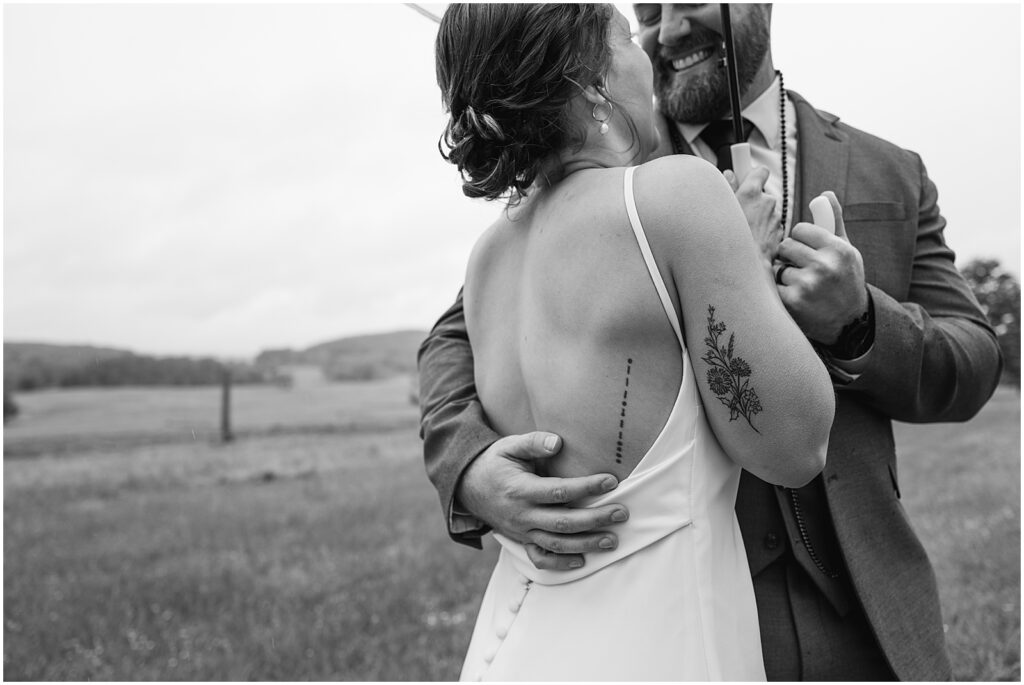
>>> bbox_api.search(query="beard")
[654,8,771,124]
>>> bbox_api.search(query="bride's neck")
[554,129,645,179]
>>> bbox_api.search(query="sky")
[4,3,1021,358]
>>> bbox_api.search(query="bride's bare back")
[465,167,683,481]
[465,156,834,487]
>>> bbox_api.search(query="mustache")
[655,25,724,63]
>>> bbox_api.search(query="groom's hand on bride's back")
[456,432,629,571]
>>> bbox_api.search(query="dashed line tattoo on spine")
[616,358,633,464]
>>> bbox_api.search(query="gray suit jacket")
[417,91,1002,681]
[749,90,999,680]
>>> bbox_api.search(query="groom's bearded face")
[640,4,771,124]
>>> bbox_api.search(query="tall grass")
[5,429,495,680]
[3,381,1019,680]
[895,389,1021,681]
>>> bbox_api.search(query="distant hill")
[256,330,427,381]
[5,342,131,368]
[4,343,131,390]
[4,342,268,391]
[4,329,429,390]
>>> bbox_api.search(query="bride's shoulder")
[631,156,737,233]
[635,155,727,200]
[466,213,518,277]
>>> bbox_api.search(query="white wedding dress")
[459,166,766,682]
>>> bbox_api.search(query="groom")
[418,4,1002,681]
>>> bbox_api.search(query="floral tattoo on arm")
[700,305,763,433]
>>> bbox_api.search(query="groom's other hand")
[456,432,628,571]
[776,192,869,345]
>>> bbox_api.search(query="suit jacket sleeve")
[418,288,500,547]
[841,155,1003,422]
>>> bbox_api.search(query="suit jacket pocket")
[842,201,913,297]
[844,201,907,222]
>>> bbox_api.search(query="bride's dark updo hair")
[436,4,614,202]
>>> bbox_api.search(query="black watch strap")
[825,288,875,360]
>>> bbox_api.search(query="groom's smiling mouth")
[669,45,716,72]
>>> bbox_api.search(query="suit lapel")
[789,90,849,224]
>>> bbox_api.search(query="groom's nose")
[658,4,719,46]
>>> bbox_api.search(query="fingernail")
[611,509,628,522]
[601,477,617,491]
[599,537,615,550]
[543,435,558,452]
[569,559,583,569]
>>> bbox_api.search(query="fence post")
[221,365,233,443]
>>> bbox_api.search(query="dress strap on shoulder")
[623,166,684,347]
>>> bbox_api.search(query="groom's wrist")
[450,464,492,539]
[825,288,875,360]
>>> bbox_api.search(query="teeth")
[672,49,711,70]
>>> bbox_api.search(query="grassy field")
[3,379,1020,680]
[893,389,1021,681]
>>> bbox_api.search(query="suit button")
[764,532,780,550]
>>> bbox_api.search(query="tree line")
[960,259,1020,386]
[7,354,270,392]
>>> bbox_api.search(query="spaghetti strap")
[623,166,684,347]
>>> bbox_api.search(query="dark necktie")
[700,118,755,171]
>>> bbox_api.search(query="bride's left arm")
[635,155,835,488]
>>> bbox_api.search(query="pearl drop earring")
[592,100,614,135]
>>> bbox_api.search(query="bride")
[434,4,835,680]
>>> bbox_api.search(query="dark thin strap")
[666,114,686,156]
